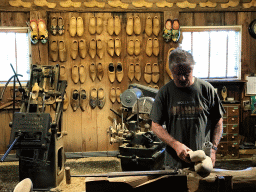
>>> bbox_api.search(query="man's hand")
[211,149,216,167]
[173,141,192,163]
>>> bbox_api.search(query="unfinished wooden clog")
[50,40,58,61]
[188,150,207,162]
[71,65,79,84]
[58,40,67,62]
[134,15,141,35]
[89,39,96,59]
[69,16,76,37]
[79,39,87,59]
[89,16,96,35]
[80,88,88,111]
[89,63,96,82]
[127,39,134,56]
[114,16,121,35]
[126,17,133,36]
[77,16,84,36]
[107,17,114,35]
[79,64,86,84]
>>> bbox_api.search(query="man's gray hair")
[169,49,195,71]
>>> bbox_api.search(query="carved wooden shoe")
[194,156,213,175]
[69,16,76,37]
[146,38,153,57]
[38,19,48,44]
[116,87,121,103]
[13,178,33,192]
[116,62,124,83]
[98,88,105,109]
[59,40,67,62]
[145,16,153,36]
[152,63,160,83]
[110,87,116,103]
[58,16,65,35]
[71,65,79,84]
[153,38,159,56]
[107,38,115,57]
[77,16,84,36]
[126,17,133,35]
[89,16,96,35]
[90,88,97,109]
[96,16,103,35]
[79,39,87,59]
[134,39,141,56]
[114,15,121,35]
[71,40,78,60]
[115,38,121,57]
[96,39,104,59]
[71,88,79,111]
[144,63,152,83]
[127,39,134,56]
[107,16,114,35]
[30,19,38,44]
[79,64,86,84]
[50,40,58,62]
[153,16,160,36]
[128,63,135,81]
[50,16,58,35]
[188,150,206,162]
[89,38,96,59]
[59,65,67,80]
[97,63,104,81]
[89,63,96,82]
[108,63,115,83]
[135,63,141,81]
[134,15,141,35]
[172,19,180,43]
[80,88,88,111]
[63,93,69,111]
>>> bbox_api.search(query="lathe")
[1,64,67,190]
[108,84,166,171]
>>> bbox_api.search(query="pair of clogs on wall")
[146,38,159,57]
[128,63,141,82]
[107,38,121,57]
[107,16,121,36]
[71,65,86,84]
[88,16,103,35]
[108,63,123,83]
[127,39,141,56]
[69,16,84,37]
[163,19,180,43]
[89,63,104,82]
[50,16,64,36]
[110,87,122,103]
[145,15,160,37]
[50,40,67,62]
[90,88,105,109]
[71,88,88,111]
[88,39,104,59]
[30,19,48,44]
[70,39,87,59]
[144,63,160,84]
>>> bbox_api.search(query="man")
[150,49,225,169]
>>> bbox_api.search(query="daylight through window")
[0,27,30,83]
[180,26,242,80]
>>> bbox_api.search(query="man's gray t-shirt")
[150,78,225,169]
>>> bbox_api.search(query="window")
[0,27,31,83]
[180,26,242,80]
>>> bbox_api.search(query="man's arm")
[211,118,223,166]
[151,121,191,163]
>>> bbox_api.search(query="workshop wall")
[1,0,256,154]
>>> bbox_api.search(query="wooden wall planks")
[1,10,256,154]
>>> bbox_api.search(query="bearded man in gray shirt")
[150,49,225,169]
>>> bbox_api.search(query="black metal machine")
[108,84,165,171]
[1,64,67,190]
